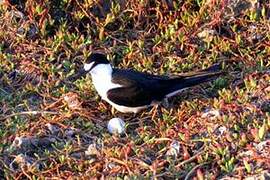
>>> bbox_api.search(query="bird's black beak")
[54,68,88,89]
[66,68,88,82]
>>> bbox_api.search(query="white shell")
[107,118,126,135]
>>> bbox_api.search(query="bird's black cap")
[86,53,110,65]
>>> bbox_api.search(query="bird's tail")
[180,64,224,86]
[166,64,224,96]
[179,70,222,87]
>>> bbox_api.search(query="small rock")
[197,29,217,42]
[11,137,30,148]
[63,92,82,110]
[85,143,100,156]
[106,162,117,169]
[46,123,60,135]
[255,140,270,152]
[166,140,180,158]
[239,150,254,157]
[202,109,221,120]
[218,126,227,135]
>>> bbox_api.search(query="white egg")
[107,118,126,135]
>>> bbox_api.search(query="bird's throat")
[90,64,121,99]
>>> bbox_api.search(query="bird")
[70,53,224,113]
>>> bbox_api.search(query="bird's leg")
[125,112,138,121]
[111,107,116,116]
[151,104,163,121]
[157,105,163,120]
[161,98,170,109]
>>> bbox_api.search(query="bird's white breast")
[90,64,121,98]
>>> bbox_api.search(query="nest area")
[0,0,270,179]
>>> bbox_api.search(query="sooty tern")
[71,53,223,113]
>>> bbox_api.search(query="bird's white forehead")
[84,62,95,71]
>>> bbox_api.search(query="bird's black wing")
[107,86,153,107]
[107,69,168,107]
